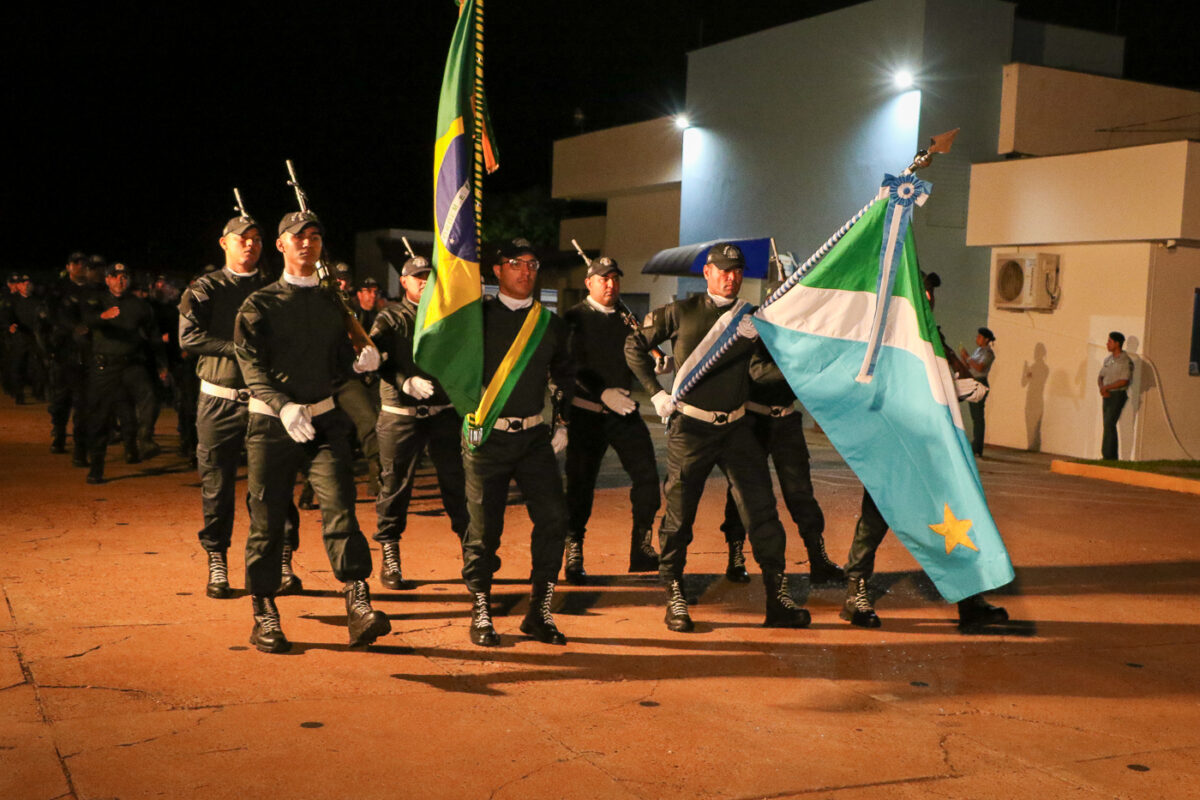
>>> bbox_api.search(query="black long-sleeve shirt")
[481,296,573,419]
[563,299,636,403]
[370,297,451,408]
[234,278,355,412]
[82,290,165,369]
[179,268,269,389]
[626,293,755,414]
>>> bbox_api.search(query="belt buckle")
[416,406,430,417]
[713,412,728,425]
[237,390,251,402]
[509,418,523,432]
[770,407,783,417]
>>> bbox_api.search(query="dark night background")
[7,0,1199,279]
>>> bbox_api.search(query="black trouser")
[375,407,469,543]
[461,425,567,594]
[196,394,299,554]
[335,378,380,468]
[844,489,888,581]
[658,414,786,582]
[565,407,660,538]
[1101,390,1127,460]
[4,334,45,401]
[173,359,199,456]
[244,408,372,596]
[47,357,88,451]
[968,376,989,456]
[719,411,824,544]
[86,358,155,475]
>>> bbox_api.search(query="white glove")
[551,426,568,454]
[736,315,759,340]
[402,376,436,400]
[279,402,316,443]
[600,387,637,416]
[651,390,676,419]
[653,354,675,375]
[353,345,381,373]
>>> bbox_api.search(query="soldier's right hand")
[601,388,637,416]
[280,403,316,443]
[100,306,120,320]
[651,390,676,419]
[402,376,436,400]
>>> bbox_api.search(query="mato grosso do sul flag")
[415,0,498,418]
[754,174,1014,603]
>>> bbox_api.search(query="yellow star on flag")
[929,504,978,554]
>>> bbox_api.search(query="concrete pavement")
[1,396,1198,799]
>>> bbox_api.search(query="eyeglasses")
[506,258,540,272]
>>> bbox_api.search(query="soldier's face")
[356,287,379,309]
[400,273,428,302]
[494,255,538,300]
[276,225,322,272]
[67,260,87,281]
[17,280,33,297]
[220,228,263,272]
[106,273,129,296]
[585,273,620,307]
[703,264,743,299]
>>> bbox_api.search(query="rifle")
[401,236,416,259]
[284,160,373,354]
[569,238,667,365]
[233,188,250,221]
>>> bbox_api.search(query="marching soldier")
[81,263,167,484]
[43,252,96,464]
[626,242,810,632]
[234,210,389,653]
[370,256,469,588]
[1,273,46,405]
[718,345,844,585]
[461,240,574,647]
[561,255,660,584]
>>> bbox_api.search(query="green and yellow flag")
[414,0,498,414]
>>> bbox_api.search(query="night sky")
[8,0,1198,279]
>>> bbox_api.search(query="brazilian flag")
[415,0,498,414]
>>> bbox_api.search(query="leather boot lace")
[255,598,282,634]
[281,543,296,578]
[472,592,493,629]
[851,579,874,612]
[774,575,802,610]
[535,582,556,623]
[347,580,372,615]
[728,541,746,570]
[207,551,228,584]
[667,581,690,617]
[381,542,401,577]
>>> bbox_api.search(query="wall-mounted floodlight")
[893,69,915,90]
[674,114,691,130]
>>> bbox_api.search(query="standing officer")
[561,255,660,584]
[179,209,293,599]
[959,327,995,457]
[717,346,843,585]
[461,240,574,647]
[234,210,388,653]
[370,256,469,588]
[626,242,810,632]
[81,263,166,484]
[44,252,96,463]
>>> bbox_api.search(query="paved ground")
[2,396,1198,799]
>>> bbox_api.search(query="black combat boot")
[520,581,567,645]
[563,536,587,585]
[725,539,751,583]
[763,572,811,628]
[250,596,290,653]
[664,579,695,632]
[957,594,1008,631]
[841,577,881,628]
[206,550,233,599]
[298,481,318,510]
[344,580,391,647]
[379,541,411,590]
[50,427,67,454]
[628,528,659,573]
[71,445,88,468]
[138,439,161,460]
[124,443,141,464]
[279,542,303,595]
[801,531,846,584]
[469,591,501,647]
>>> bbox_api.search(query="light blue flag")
[754,174,1014,602]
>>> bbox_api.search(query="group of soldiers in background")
[5,217,1007,654]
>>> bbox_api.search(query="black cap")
[106,262,129,277]
[498,237,536,260]
[6,272,18,283]
[278,211,322,236]
[223,215,260,237]
[587,256,622,278]
[16,273,31,282]
[402,256,432,276]
[706,242,745,270]
[359,277,380,289]
[68,251,88,263]
[1109,331,1125,346]
[923,271,942,289]
[88,255,107,270]
[978,327,995,342]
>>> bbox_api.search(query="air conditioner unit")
[993,253,1059,311]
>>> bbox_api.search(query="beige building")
[966,64,1200,461]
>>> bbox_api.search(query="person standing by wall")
[959,327,995,457]
[1097,331,1133,460]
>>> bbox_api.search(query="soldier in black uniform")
[561,255,660,584]
[370,256,469,588]
[718,345,844,585]
[234,211,389,653]
[1,274,46,404]
[180,211,301,599]
[43,252,95,463]
[461,240,574,647]
[626,242,810,632]
[82,263,166,484]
